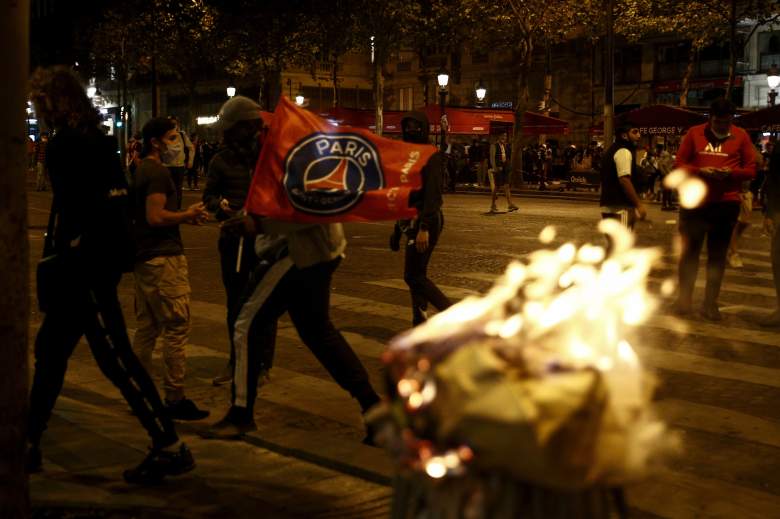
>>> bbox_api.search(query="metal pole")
[439,88,447,152]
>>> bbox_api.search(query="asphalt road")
[25,188,780,518]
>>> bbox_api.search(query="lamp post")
[295,93,305,106]
[437,70,449,152]
[226,86,236,98]
[475,79,487,106]
[767,63,779,106]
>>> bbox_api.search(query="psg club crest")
[283,133,385,215]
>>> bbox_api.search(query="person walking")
[26,66,194,484]
[132,117,211,419]
[162,115,195,209]
[391,111,453,326]
[202,217,381,441]
[673,98,757,321]
[658,146,677,211]
[599,123,647,234]
[488,133,518,213]
[202,95,268,386]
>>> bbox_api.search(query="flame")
[663,167,708,209]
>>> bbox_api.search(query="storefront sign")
[639,126,686,135]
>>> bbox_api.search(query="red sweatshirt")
[674,122,756,203]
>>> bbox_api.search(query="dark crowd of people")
[23,66,780,491]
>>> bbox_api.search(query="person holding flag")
[202,97,437,440]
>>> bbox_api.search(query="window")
[399,87,413,111]
[615,45,642,84]
[397,61,412,72]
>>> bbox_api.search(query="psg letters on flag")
[245,96,436,223]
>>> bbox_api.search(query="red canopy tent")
[590,105,706,135]
[422,106,569,136]
[734,105,780,133]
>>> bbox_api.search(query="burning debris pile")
[373,221,677,498]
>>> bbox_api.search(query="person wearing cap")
[599,122,647,236]
[202,96,270,386]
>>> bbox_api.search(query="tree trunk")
[374,60,384,136]
[726,0,737,98]
[511,44,533,187]
[0,0,31,516]
[332,55,340,109]
[151,54,160,117]
[679,46,697,107]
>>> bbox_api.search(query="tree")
[0,0,30,516]
[354,0,421,135]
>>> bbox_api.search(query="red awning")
[423,106,515,135]
[735,105,780,132]
[521,111,569,135]
[590,105,707,135]
[320,107,405,133]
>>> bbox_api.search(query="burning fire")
[379,222,677,487]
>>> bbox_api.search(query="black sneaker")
[123,443,195,485]
[166,398,210,421]
[700,304,723,322]
[25,444,42,474]
[199,415,257,440]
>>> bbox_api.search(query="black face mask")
[402,127,426,144]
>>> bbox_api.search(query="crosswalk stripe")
[357,277,780,358]
[655,398,780,449]
[628,467,780,519]
[451,269,777,298]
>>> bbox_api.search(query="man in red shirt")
[674,98,756,320]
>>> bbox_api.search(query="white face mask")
[161,140,183,163]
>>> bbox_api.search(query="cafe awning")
[521,111,569,135]
[589,105,707,135]
[734,105,780,133]
[321,107,405,133]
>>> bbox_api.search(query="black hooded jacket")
[401,111,444,231]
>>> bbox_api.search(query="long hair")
[29,66,100,132]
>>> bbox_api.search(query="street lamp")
[87,86,97,98]
[475,79,487,105]
[295,94,305,106]
[437,70,449,152]
[226,86,236,98]
[767,64,780,106]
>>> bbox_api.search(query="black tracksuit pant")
[218,231,261,368]
[678,202,740,307]
[28,272,178,450]
[404,213,452,325]
[231,257,379,418]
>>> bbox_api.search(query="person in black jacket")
[599,123,647,235]
[202,96,271,385]
[27,66,193,485]
[392,111,452,325]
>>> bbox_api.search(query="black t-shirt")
[133,158,183,261]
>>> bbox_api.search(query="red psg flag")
[245,96,436,223]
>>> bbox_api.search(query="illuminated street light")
[767,64,780,106]
[87,86,97,98]
[437,71,449,89]
[295,94,305,106]
[226,86,236,98]
[475,79,487,104]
